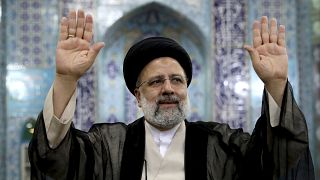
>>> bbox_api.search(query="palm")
[56,38,92,79]
[56,10,104,81]
[253,43,288,83]
[245,17,288,85]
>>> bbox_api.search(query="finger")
[252,21,262,48]
[244,45,260,65]
[278,25,286,47]
[87,42,105,65]
[261,16,269,44]
[68,9,77,36]
[76,9,85,38]
[83,15,93,42]
[269,18,277,43]
[59,17,68,41]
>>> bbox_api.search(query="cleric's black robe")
[29,83,315,180]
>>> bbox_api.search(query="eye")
[171,77,184,84]
[148,79,164,86]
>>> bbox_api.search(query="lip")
[158,102,178,108]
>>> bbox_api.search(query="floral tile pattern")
[1,0,319,179]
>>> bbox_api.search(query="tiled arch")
[94,2,211,125]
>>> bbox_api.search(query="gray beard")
[140,94,190,130]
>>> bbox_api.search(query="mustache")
[154,95,183,116]
[156,95,180,104]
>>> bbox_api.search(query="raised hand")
[56,9,104,81]
[53,9,104,118]
[244,16,288,105]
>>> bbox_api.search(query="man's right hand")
[53,9,104,118]
[56,9,104,81]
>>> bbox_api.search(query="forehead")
[139,57,185,80]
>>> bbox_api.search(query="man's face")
[134,57,190,130]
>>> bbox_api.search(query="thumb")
[87,42,105,64]
[243,45,260,65]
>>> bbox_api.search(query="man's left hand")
[244,16,288,105]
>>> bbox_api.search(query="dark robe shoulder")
[185,82,314,180]
[29,82,314,180]
[28,112,128,180]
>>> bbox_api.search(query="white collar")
[145,121,182,157]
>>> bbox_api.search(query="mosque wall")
[0,0,7,178]
[0,0,319,179]
[312,0,320,177]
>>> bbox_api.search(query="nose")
[161,79,174,94]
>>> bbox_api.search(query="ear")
[134,89,142,107]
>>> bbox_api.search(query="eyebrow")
[147,74,184,80]
[136,73,186,87]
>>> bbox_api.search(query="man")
[29,9,314,180]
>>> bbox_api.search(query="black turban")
[123,36,193,95]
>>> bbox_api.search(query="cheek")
[140,89,159,102]
[176,88,188,100]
